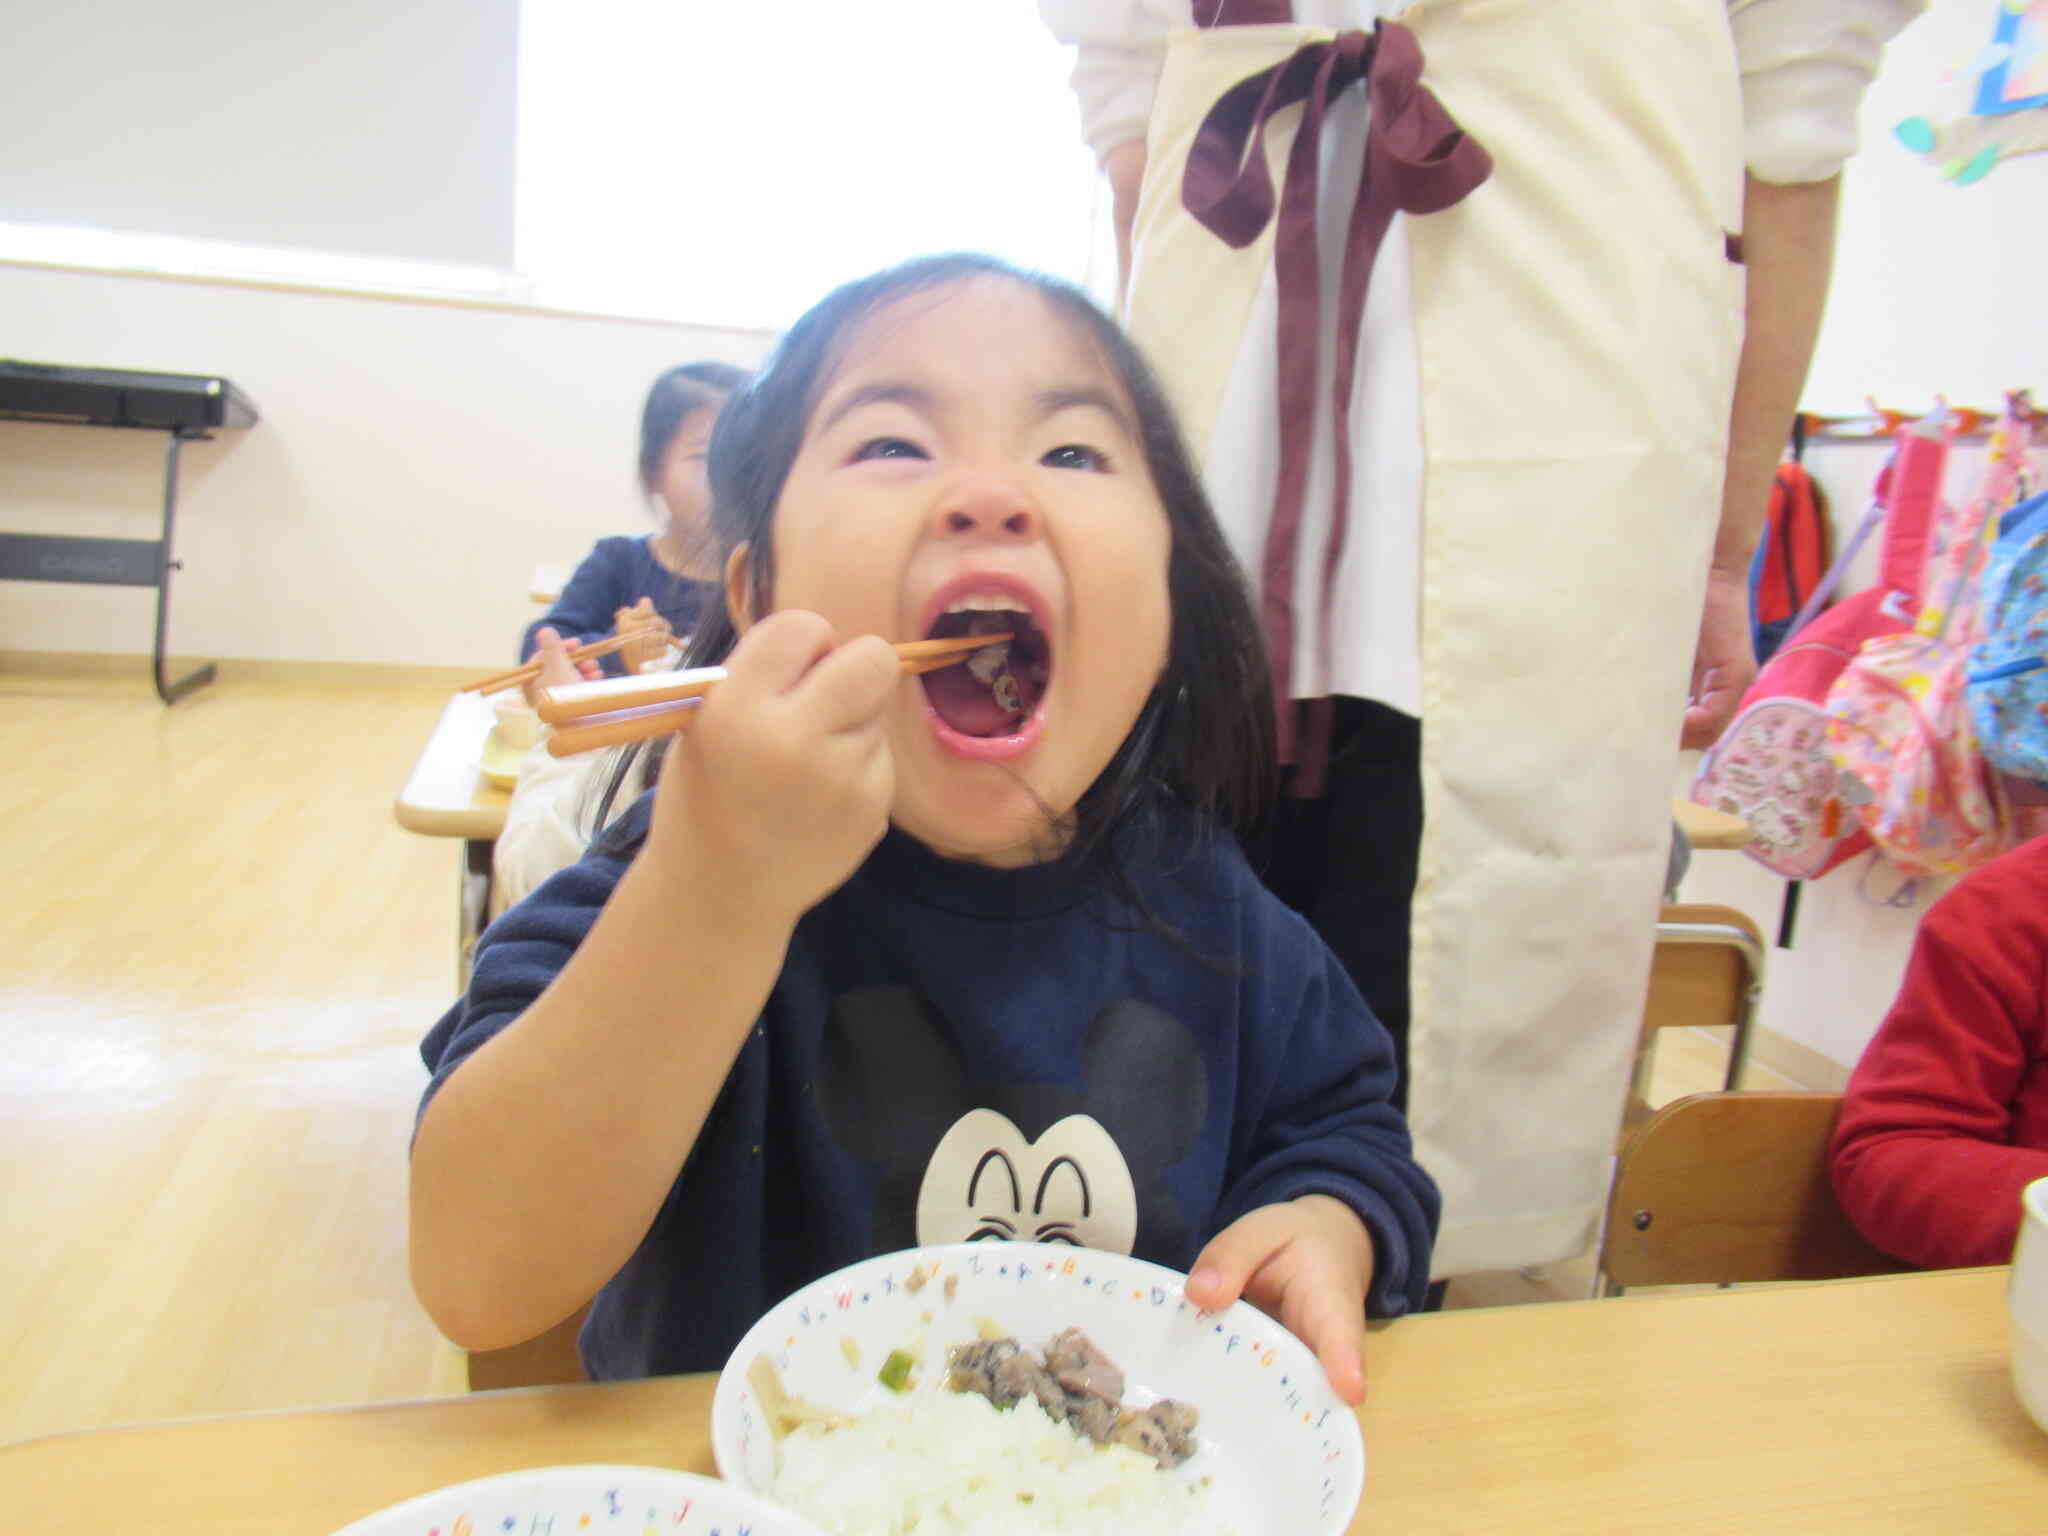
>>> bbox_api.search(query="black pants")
[1241,697,1424,1110]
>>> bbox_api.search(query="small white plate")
[330,1464,824,1535]
[479,726,525,790]
[712,1242,1365,1536]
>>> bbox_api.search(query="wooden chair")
[1597,1091,1913,1296]
[464,1302,591,1391]
[529,563,568,606]
[1670,799,1752,852]
[1621,903,1766,1137]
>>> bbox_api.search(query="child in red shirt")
[1830,836,2048,1268]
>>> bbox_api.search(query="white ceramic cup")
[491,692,541,750]
[2013,1175,2048,1435]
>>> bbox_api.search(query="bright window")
[515,1,1113,329]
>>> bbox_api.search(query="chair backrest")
[1643,904,1763,1045]
[1620,904,1767,1137]
[465,1301,591,1391]
[1599,1091,1912,1293]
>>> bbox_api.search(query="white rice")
[768,1387,1229,1536]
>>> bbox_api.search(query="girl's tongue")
[921,609,1050,738]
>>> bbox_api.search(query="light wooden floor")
[1,670,467,1445]
[0,669,1807,1445]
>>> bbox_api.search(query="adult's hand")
[1681,566,1756,749]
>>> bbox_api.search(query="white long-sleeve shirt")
[1039,0,1925,184]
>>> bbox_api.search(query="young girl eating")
[411,255,1437,1405]
[520,360,752,675]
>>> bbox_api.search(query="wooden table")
[9,1269,2040,1534]
[393,690,511,975]
[394,690,512,843]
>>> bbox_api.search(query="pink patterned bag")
[1691,423,1949,878]
[1823,404,2039,877]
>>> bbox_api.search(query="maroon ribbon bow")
[1182,21,1491,789]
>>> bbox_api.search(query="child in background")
[493,367,753,908]
[520,360,753,674]
[1830,835,2048,1269]
[412,254,1438,1402]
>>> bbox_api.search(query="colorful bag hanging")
[1965,486,2048,781]
[1692,418,1951,879]
[1748,417,1833,665]
[1822,399,2040,877]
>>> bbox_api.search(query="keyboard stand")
[151,427,217,703]
[0,422,218,704]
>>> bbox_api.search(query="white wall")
[1678,1,2048,1075]
[1802,0,2048,410]
[0,263,769,671]
[0,0,517,268]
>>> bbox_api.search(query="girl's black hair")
[637,361,754,498]
[598,254,1276,923]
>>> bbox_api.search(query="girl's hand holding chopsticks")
[536,629,1011,758]
[643,612,902,922]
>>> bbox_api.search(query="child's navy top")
[419,794,1440,1380]
[520,535,711,674]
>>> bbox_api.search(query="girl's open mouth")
[919,599,1051,741]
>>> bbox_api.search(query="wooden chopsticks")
[538,631,1012,758]
[461,631,642,696]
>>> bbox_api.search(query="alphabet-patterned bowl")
[329,1465,825,1535]
[712,1241,1365,1535]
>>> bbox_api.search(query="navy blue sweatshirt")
[419,796,1439,1380]
[520,535,711,675]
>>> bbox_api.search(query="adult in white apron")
[1039,0,1919,1277]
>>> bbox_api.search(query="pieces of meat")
[947,1337,1062,1412]
[1110,1399,1200,1469]
[964,640,1010,686]
[1066,1392,1120,1442]
[1045,1327,1124,1402]
[946,1337,1029,1403]
[944,1328,1199,1468]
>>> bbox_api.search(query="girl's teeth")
[944,593,1016,614]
